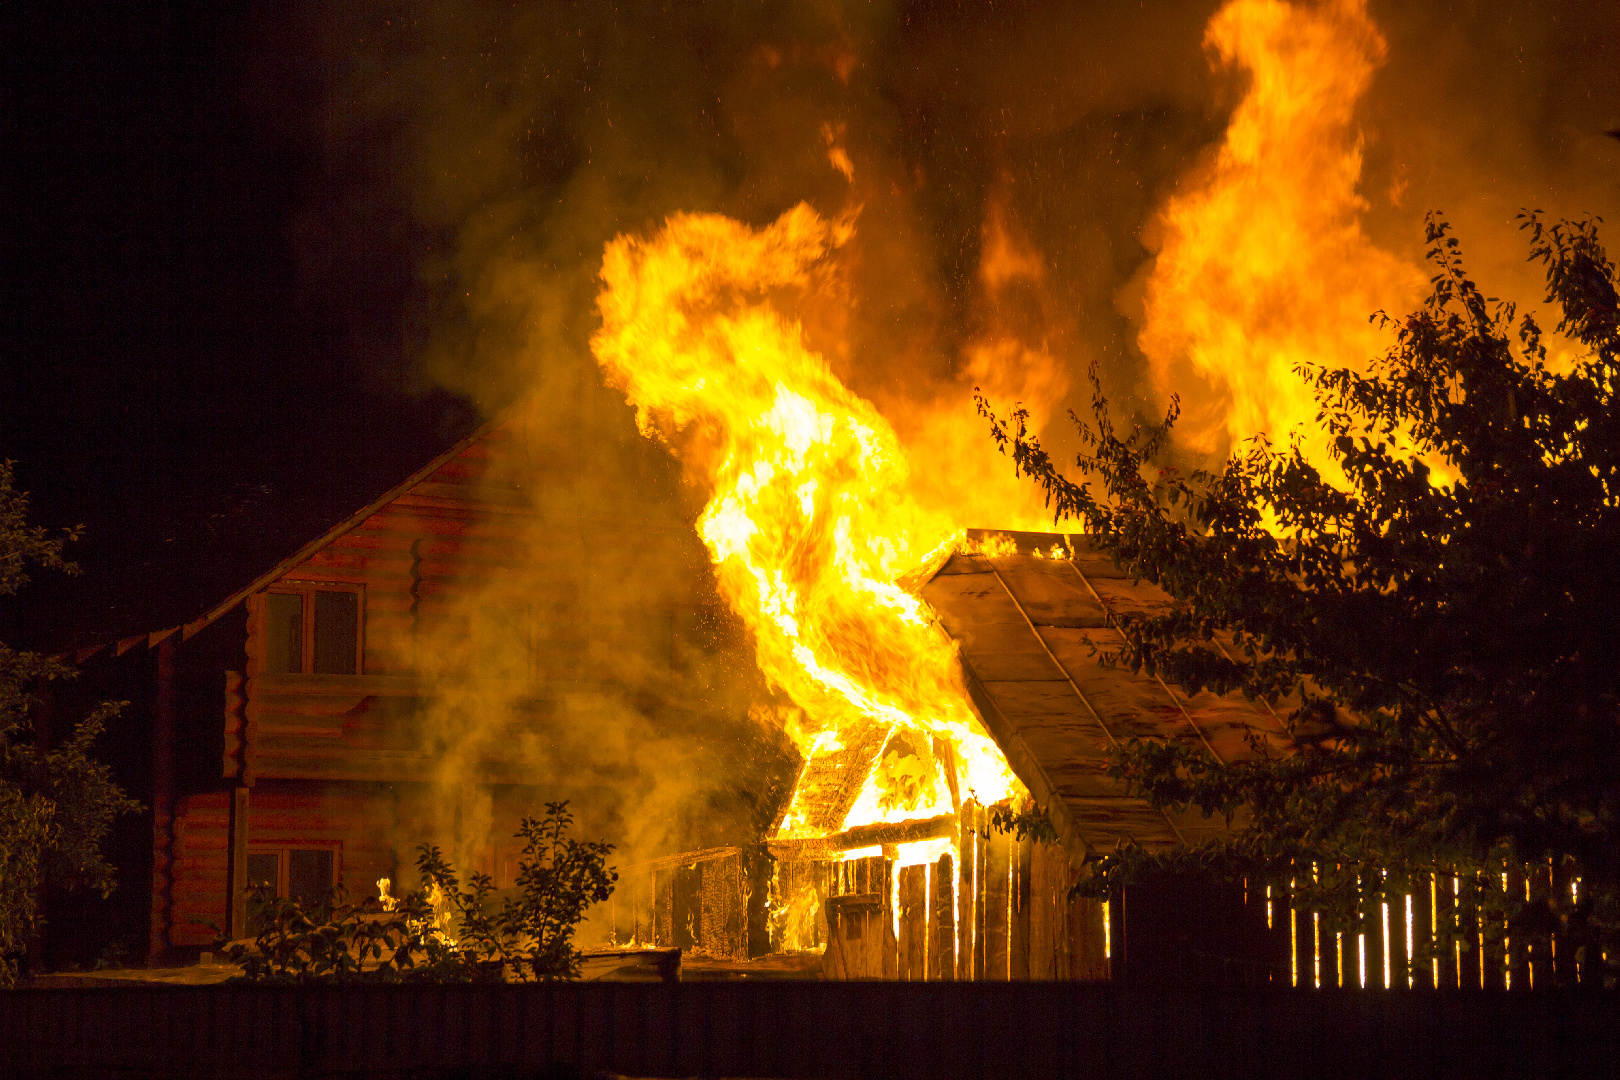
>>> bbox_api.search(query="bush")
[222,802,616,983]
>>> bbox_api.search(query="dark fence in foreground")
[3,982,1616,1080]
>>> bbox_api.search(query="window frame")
[244,843,341,900]
[261,580,365,676]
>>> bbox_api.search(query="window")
[244,846,337,934]
[263,583,362,674]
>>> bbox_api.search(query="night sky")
[2,4,479,649]
[3,1,1616,652]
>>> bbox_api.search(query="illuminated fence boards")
[1272,860,1598,991]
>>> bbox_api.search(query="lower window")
[245,847,337,935]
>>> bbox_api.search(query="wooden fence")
[3,982,1615,1079]
[1259,860,1601,991]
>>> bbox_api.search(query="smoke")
[268,0,1616,880]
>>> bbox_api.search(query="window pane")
[288,849,334,908]
[266,593,303,674]
[312,590,359,674]
[246,852,280,893]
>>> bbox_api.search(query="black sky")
[1,3,478,649]
[2,0,1615,651]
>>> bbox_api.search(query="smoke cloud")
[265,0,1617,886]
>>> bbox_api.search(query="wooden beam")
[768,813,957,860]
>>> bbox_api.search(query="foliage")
[981,214,1620,986]
[988,799,1060,846]
[223,802,617,983]
[0,462,140,987]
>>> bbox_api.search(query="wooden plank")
[1070,891,1109,980]
[1435,872,1459,990]
[974,806,990,980]
[1011,835,1032,980]
[984,825,1010,981]
[1411,872,1435,990]
[1028,842,1055,980]
[929,854,955,981]
[881,849,899,980]
[898,865,928,981]
[1360,870,1385,989]
[957,802,978,982]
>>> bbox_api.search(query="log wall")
[163,411,717,955]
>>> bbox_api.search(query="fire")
[591,205,1020,847]
[1138,0,1426,475]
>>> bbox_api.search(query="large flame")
[591,205,1018,838]
[1138,0,1425,473]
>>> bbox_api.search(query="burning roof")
[922,529,1290,863]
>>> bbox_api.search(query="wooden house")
[53,406,1293,982]
[49,400,786,967]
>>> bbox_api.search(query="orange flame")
[591,205,1018,836]
[1138,0,1426,473]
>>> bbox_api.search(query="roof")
[921,529,1290,864]
[62,412,505,664]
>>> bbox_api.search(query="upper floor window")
[264,583,362,675]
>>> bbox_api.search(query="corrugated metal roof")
[922,529,1290,864]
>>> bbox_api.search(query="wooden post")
[227,786,250,940]
[898,864,927,980]
[930,853,955,981]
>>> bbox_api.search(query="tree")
[982,214,1620,987]
[0,461,140,986]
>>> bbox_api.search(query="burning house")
[49,201,1299,983]
[54,392,1285,982]
[604,528,1290,983]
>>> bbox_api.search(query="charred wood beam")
[770,813,957,859]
